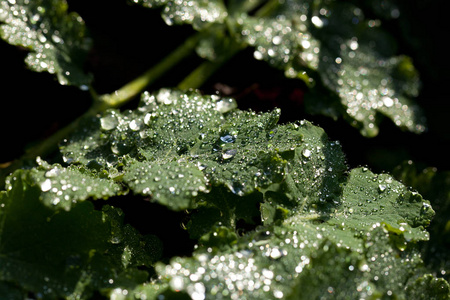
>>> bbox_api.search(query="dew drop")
[222,149,237,160]
[170,276,185,291]
[220,134,236,143]
[40,179,52,192]
[100,113,119,131]
[254,50,263,60]
[302,149,311,158]
[215,98,237,113]
[382,96,394,107]
[129,119,143,131]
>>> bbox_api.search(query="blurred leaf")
[393,161,450,282]
[130,0,227,30]
[0,0,92,87]
[134,0,426,137]
[14,158,123,210]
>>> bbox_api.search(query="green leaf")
[131,0,227,30]
[61,89,309,208]
[58,89,444,299]
[393,162,450,282]
[26,158,122,210]
[135,0,426,136]
[237,0,426,136]
[123,160,207,210]
[406,274,450,300]
[3,89,448,298]
[0,0,92,87]
[0,170,160,299]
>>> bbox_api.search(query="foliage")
[0,0,449,299]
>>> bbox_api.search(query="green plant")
[1,0,449,299]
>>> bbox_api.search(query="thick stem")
[99,32,203,107]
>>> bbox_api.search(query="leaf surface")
[3,89,446,298]
[0,0,92,87]
[237,0,425,136]
[132,0,227,30]
[58,89,445,299]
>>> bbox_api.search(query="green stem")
[177,35,247,90]
[177,0,280,90]
[99,32,203,108]
[177,47,240,90]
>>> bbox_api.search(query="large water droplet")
[100,112,119,131]
[302,149,311,158]
[129,119,143,131]
[220,134,236,143]
[40,179,52,192]
[215,98,237,113]
[222,149,237,160]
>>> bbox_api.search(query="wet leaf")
[131,0,227,30]
[123,160,207,210]
[0,0,92,87]
[61,89,320,207]
[152,169,437,299]
[237,0,426,136]
[393,162,450,282]
[134,0,426,136]
[0,171,159,299]
[3,90,447,298]
[17,158,123,210]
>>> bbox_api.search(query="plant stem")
[177,0,280,90]
[99,32,203,107]
[177,43,242,90]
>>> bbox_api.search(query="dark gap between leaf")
[91,195,196,261]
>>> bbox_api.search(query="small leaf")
[406,274,450,300]
[19,158,122,210]
[0,0,92,87]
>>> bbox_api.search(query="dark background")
[1,0,449,174]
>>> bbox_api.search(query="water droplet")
[100,112,119,131]
[222,149,237,160]
[382,96,394,107]
[170,276,185,291]
[129,119,143,131]
[302,149,311,158]
[40,179,52,192]
[220,134,236,143]
[273,290,284,298]
[254,50,263,60]
[215,98,237,113]
[269,247,283,259]
[311,16,324,28]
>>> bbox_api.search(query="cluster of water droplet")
[160,245,293,300]
[132,0,227,30]
[32,158,122,210]
[0,0,91,86]
[237,1,319,84]
[234,0,426,136]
